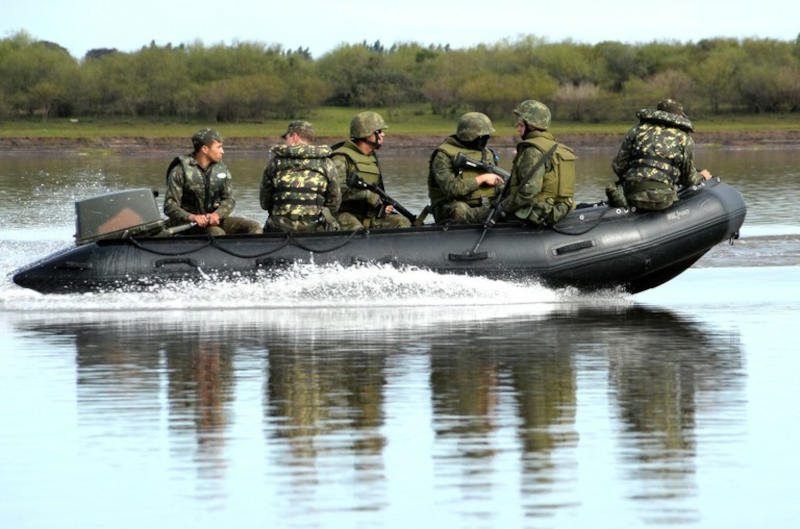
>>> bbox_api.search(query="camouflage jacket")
[260,144,340,219]
[612,109,704,189]
[164,154,235,223]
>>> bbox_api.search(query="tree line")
[2,30,800,123]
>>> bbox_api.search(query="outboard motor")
[74,188,166,245]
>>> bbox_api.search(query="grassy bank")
[3,105,800,140]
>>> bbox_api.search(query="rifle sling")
[492,143,559,220]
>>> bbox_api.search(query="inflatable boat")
[11,179,746,294]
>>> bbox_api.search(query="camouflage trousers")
[266,214,339,233]
[432,201,490,225]
[623,180,678,211]
[605,183,629,208]
[337,211,411,230]
[512,198,573,226]
[183,216,263,236]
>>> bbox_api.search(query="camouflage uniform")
[500,131,577,226]
[332,141,411,230]
[260,144,341,232]
[610,106,705,211]
[428,137,500,224]
[164,154,262,236]
[428,112,499,224]
[500,100,577,226]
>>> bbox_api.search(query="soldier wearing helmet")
[427,112,504,224]
[331,111,411,230]
[164,128,262,235]
[260,121,341,233]
[498,100,577,226]
[608,98,712,211]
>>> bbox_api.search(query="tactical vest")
[333,141,383,186]
[623,109,694,186]
[430,138,498,207]
[270,148,330,218]
[629,155,681,183]
[333,141,384,217]
[170,154,231,214]
[517,135,577,203]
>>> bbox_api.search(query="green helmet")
[456,112,495,142]
[513,100,551,131]
[350,111,388,139]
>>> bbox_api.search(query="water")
[2,145,799,528]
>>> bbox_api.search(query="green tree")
[635,41,692,77]
[593,41,644,91]
[734,39,800,112]
[457,70,558,121]
[689,43,744,113]
[0,32,79,119]
[317,43,417,106]
[531,41,597,85]
[552,82,610,121]
[86,51,140,116]
[620,69,695,115]
[422,48,487,116]
[131,45,191,115]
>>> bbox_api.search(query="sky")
[4,0,798,60]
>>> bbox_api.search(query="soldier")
[499,100,577,226]
[260,121,341,232]
[164,128,262,236]
[332,111,411,230]
[608,98,712,211]
[428,112,504,224]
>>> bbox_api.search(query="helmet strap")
[365,132,382,150]
[523,123,539,137]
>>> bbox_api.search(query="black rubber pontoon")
[12,179,746,294]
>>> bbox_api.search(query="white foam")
[0,262,629,317]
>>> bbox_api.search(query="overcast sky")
[5,0,798,60]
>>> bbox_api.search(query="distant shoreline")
[2,129,800,156]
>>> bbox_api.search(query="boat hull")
[12,179,746,295]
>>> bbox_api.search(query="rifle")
[452,152,511,181]
[347,172,418,224]
[450,144,558,261]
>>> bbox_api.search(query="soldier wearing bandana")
[164,128,262,235]
[608,99,712,211]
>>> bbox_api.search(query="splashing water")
[1,259,628,317]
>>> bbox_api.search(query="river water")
[1,145,799,528]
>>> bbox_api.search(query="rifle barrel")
[350,174,417,223]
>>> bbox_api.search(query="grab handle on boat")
[448,251,491,262]
[154,257,200,268]
[553,240,595,256]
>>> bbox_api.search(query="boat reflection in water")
[11,302,743,522]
